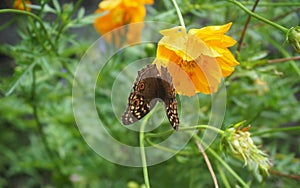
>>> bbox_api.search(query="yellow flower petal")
[94,0,153,45]
[99,0,122,9]
[191,23,237,48]
[154,23,239,96]
[159,26,187,37]
[158,26,216,62]
[144,0,154,4]
[13,0,31,11]
[195,22,233,35]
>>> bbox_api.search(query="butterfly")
[122,64,180,130]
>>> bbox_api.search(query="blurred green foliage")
[0,0,300,187]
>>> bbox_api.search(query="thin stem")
[27,14,50,53]
[262,32,300,76]
[240,2,300,7]
[194,135,249,188]
[0,9,78,82]
[216,163,231,188]
[145,124,224,139]
[140,116,151,188]
[195,139,219,188]
[31,66,69,184]
[0,9,56,51]
[270,169,300,181]
[0,17,16,30]
[54,0,83,42]
[6,61,38,96]
[145,129,174,138]
[229,0,288,33]
[181,125,225,135]
[252,126,300,136]
[21,0,29,11]
[237,0,260,52]
[145,137,192,155]
[267,56,300,64]
[171,0,186,28]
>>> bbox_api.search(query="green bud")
[287,26,300,53]
[127,181,139,188]
[222,122,271,177]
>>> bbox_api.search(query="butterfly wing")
[160,66,173,85]
[122,65,159,125]
[165,98,179,130]
[122,64,180,130]
[159,66,180,130]
[133,64,160,91]
[122,92,153,125]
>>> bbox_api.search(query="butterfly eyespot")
[139,82,145,90]
[131,98,140,106]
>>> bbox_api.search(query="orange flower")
[13,0,31,11]
[93,0,153,45]
[153,23,239,96]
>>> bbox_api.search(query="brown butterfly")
[122,64,179,130]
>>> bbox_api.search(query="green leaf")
[43,4,56,13]
[77,7,85,20]
[52,0,61,13]
[5,62,38,96]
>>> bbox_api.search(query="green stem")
[171,0,186,28]
[145,136,193,155]
[145,124,224,139]
[31,66,69,184]
[54,0,83,42]
[240,2,300,7]
[228,0,289,33]
[27,15,50,53]
[194,135,249,188]
[216,163,231,188]
[181,125,225,135]
[0,17,16,30]
[140,116,151,188]
[6,61,38,96]
[0,9,56,51]
[262,32,300,76]
[21,0,29,11]
[252,126,300,136]
[145,124,225,156]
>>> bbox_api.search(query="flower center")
[178,59,197,73]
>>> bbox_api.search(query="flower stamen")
[178,59,197,73]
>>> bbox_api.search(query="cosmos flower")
[153,23,239,96]
[93,0,153,45]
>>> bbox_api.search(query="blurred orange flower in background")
[93,0,153,44]
[153,23,239,96]
[13,0,31,11]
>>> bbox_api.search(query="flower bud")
[222,122,271,177]
[287,26,300,53]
